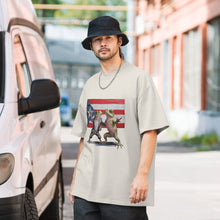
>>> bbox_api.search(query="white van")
[0,0,64,219]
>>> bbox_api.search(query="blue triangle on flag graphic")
[87,100,95,125]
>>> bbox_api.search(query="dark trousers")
[74,196,149,220]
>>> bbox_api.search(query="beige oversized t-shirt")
[71,62,169,206]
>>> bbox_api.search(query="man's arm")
[69,137,84,203]
[129,130,157,204]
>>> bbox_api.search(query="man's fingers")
[130,189,147,203]
[135,190,142,203]
[69,192,75,204]
[130,186,146,203]
[142,191,147,201]
[129,185,137,204]
[136,189,147,203]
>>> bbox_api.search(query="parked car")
[0,0,64,219]
[60,93,72,126]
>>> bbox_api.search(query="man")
[69,16,169,220]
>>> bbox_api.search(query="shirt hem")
[140,124,169,135]
[72,192,154,207]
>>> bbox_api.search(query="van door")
[13,30,49,192]
[12,27,61,212]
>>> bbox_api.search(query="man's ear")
[90,42,93,50]
[118,36,123,47]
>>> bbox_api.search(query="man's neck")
[100,57,124,74]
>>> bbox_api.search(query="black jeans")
[74,196,148,220]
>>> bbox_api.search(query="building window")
[147,0,154,5]
[183,28,201,110]
[151,44,161,88]
[162,40,170,109]
[71,78,77,88]
[144,49,149,74]
[207,17,220,112]
[78,78,85,89]
[14,35,32,98]
[161,0,173,5]
[172,36,182,109]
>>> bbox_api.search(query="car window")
[0,32,5,103]
[14,35,32,98]
[20,31,53,79]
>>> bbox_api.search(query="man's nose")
[100,38,107,46]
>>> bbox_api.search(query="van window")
[14,35,32,98]
[20,32,53,79]
[0,32,5,103]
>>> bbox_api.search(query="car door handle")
[40,120,46,128]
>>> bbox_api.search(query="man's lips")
[99,48,110,53]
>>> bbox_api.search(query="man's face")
[90,35,122,61]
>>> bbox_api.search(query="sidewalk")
[149,129,220,220]
[62,127,220,220]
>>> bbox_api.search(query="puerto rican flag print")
[87,99,125,128]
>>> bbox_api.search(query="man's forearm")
[69,137,84,203]
[72,138,84,180]
[137,130,157,175]
[129,130,157,204]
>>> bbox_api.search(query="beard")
[94,47,119,61]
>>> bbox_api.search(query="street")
[61,127,220,220]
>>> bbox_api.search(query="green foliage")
[201,133,218,146]
[32,0,127,29]
[32,0,62,3]
[181,132,219,146]
[54,0,127,28]
[32,0,63,17]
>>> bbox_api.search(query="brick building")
[135,0,220,137]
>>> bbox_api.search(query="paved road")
[61,127,220,220]
[61,127,79,220]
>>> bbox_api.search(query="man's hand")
[129,173,149,204]
[69,184,75,204]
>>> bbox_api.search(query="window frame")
[14,34,32,99]
[0,32,5,103]
[182,28,202,110]
[206,17,220,112]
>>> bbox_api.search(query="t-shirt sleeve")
[72,88,87,138]
[137,72,169,135]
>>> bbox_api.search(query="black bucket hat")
[82,16,129,50]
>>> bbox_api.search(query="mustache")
[98,48,110,52]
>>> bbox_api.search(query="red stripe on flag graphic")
[87,99,125,128]
[89,99,125,105]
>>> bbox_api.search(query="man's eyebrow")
[92,36,101,40]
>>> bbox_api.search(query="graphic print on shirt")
[87,99,125,148]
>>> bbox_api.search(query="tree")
[32,0,63,17]
[32,0,127,30]
[54,0,127,28]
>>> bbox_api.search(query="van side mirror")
[18,79,60,115]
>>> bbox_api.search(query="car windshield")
[0,32,5,103]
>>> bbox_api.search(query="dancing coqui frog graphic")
[88,110,103,142]
[104,109,123,148]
